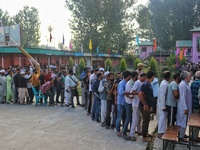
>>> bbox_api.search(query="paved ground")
[0,104,149,150]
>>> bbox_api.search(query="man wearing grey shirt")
[166,73,180,126]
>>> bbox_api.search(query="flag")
[81,44,83,53]
[89,37,92,50]
[153,37,157,51]
[50,32,52,43]
[179,48,185,60]
[62,34,65,45]
[69,41,73,50]
[96,46,99,53]
[136,35,140,46]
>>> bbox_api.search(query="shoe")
[105,126,110,129]
[96,120,100,123]
[122,134,130,141]
[179,138,188,143]
[71,106,76,108]
[130,136,137,141]
[101,122,105,127]
[56,101,61,103]
[110,124,115,130]
[92,118,95,121]
[77,103,82,106]
[184,134,189,138]
[116,132,122,137]
[157,133,164,139]
[60,103,64,106]
[87,112,91,116]
[49,104,54,106]
[65,104,69,107]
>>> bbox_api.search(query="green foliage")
[79,58,86,73]
[166,54,176,66]
[149,57,157,75]
[105,58,112,71]
[68,57,74,68]
[134,58,141,70]
[65,0,137,53]
[126,55,135,69]
[0,9,13,26]
[179,56,186,65]
[13,6,41,48]
[120,58,127,72]
[137,0,200,49]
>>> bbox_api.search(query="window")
[142,47,147,52]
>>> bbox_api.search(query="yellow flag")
[179,48,184,60]
[89,37,92,50]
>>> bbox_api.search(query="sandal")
[130,136,137,141]
[142,137,151,142]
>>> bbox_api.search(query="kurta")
[0,76,6,102]
[6,75,12,102]
[176,80,192,128]
[157,79,169,133]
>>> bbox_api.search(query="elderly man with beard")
[176,71,192,143]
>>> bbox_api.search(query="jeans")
[44,91,54,104]
[123,102,132,135]
[140,106,150,138]
[70,88,80,107]
[87,91,93,113]
[105,99,112,126]
[166,105,177,126]
[91,95,101,121]
[116,104,126,132]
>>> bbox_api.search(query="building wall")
[139,46,153,60]
[192,32,200,63]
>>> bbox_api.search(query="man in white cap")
[18,71,29,104]
[98,71,109,126]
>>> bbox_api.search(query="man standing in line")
[176,71,192,143]
[65,71,71,107]
[190,71,200,142]
[13,68,20,103]
[115,70,131,137]
[129,73,147,141]
[151,76,159,120]
[166,73,180,126]
[122,71,138,140]
[139,71,155,142]
[157,71,171,138]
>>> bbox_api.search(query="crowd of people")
[0,62,200,143]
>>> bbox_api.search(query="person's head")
[68,69,73,75]
[180,71,191,83]
[163,71,171,81]
[104,71,110,80]
[7,70,12,76]
[20,71,25,76]
[86,70,91,77]
[146,71,155,82]
[115,72,121,80]
[16,68,20,74]
[108,72,114,82]
[97,72,103,80]
[195,71,200,80]
[33,69,38,74]
[140,73,147,82]
[26,69,30,74]
[83,67,88,72]
[48,68,52,74]
[122,70,131,81]
[94,68,99,74]
[137,63,144,70]
[131,71,139,81]
[173,73,180,83]
[63,71,67,77]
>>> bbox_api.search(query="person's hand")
[184,109,188,115]
[144,104,149,111]
[162,109,166,111]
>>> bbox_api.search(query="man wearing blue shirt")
[115,70,131,137]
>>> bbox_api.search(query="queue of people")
[0,62,200,144]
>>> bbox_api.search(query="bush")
[105,58,112,71]
[149,57,157,76]
[120,58,127,72]
[69,57,74,69]
[134,58,141,70]
[79,58,85,73]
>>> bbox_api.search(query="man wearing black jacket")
[91,72,103,122]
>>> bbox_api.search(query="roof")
[189,26,200,32]
[139,41,153,46]
[156,46,165,51]
[176,40,192,48]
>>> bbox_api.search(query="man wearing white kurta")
[65,74,71,106]
[176,71,192,142]
[129,73,147,141]
[157,71,170,138]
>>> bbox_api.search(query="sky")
[0,0,148,48]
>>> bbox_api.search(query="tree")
[0,9,13,26]
[65,0,137,53]
[13,6,41,48]
[79,58,86,73]
[179,56,186,65]
[166,54,176,66]
[105,58,112,71]
[68,57,74,69]
[134,58,141,70]
[137,0,200,49]
[120,58,127,72]
[149,57,157,75]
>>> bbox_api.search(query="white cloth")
[130,80,142,107]
[157,79,169,134]
[130,106,142,137]
[101,100,107,122]
[89,73,96,92]
[176,80,192,129]
[124,79,134,104]
[24,74,32,88]
[65,75,71,104]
